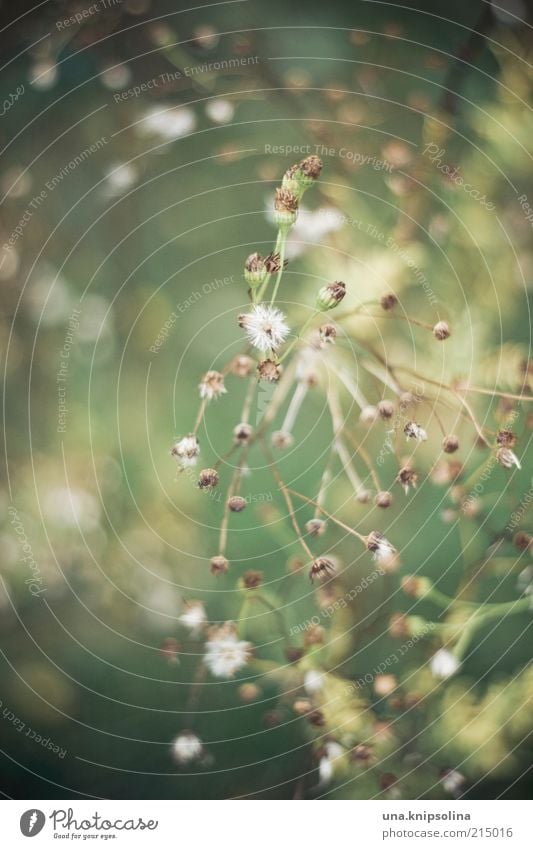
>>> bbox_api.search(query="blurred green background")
[1,0,533,799]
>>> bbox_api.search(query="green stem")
[257,230,282,302]
[269,231,288,305]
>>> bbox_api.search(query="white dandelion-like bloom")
[179,600,207,636]
[198,370,227,401]
[171,731,203,764]
[204,622,252,678]
[404,421,428,442]
[430,648,461,679]
[171,434,200,468]
[440,768,466,796]
[318,740,344,786]
[304,668,325,696]
[239,304,290,352]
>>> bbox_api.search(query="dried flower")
[271,430,294,449]
[316,280,346,311]
[179,600,207,635]
[496,429,517,447]
[305,518,327,537]
[404,421,427,442]
[231,355,254,377]
[375,490,393,508]
[242,570,262,589]
[257,358,282,382]
[433,320,451,340]
[380,292,398,311]
[299,154,323,182]
[199,370,227,400]
[264,251,288,273]
[171,434,200,468]
[430,648,460,679]
[233,422,253,444]
[366,531,397,563]
[443,434,459,453]
[396,466,418,494]
[274,187,299,228]
[210,555,229,575]
[496,446,521,469]
[309,557,336,582]
[378,400,395,419]
[204,621,252,678]
[198,468,219,489]
[239,304,290,352]
[171,731,203,764]
[319,323,337,344]
[244,252,267,288]
[228,495,247,512]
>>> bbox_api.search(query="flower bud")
[401,575,432,598]
[309,557,336,582]
[380,292,398,311]
[273,187,299,228]
[433,320,450,340]
[257,358,282,382]
[228,495,247,512]
[244,252,267,287]
[319,323,337,344]
[210,555,229,575]
[378,399,395,419]
[242,569,262,588]
[233,422,253,444]
[306,518,327,536]
[316,280,346,311]
[443,434,459,453]
[375,490,393,508]
[272,430,293,449]
[198,468,219,489]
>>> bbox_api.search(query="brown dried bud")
[443,435,459,453]
[274,187,299,213]
[228,495,247,512]
[396,466,418,494]
[513,531,532,551]
[231,355,255,377]
[351,743,375,764]
[433,320,451,340]
[388,613,409,639]
[309,557,336,582]
[299,154,323,180]
[242,569,263,589]
[305,518,327,537]
[271,430,293,449]
[378,399,395,419]
[257,358,282,382]
[380,292,398,311]
[307,709,326,727]
[244,252,267,287]
[233,422,253,444]
[198,468,219,489]
[264,251,288,273]
[496,429,517,447]
[319,323,337,344]
[210,555,229,575]
[293,698,312,715]
[316,280,346,311]
[379,772,398,792]
[375,490,393,509]
[285,646,304,663]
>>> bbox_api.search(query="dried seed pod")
[198,468,219,489]
[228,495,247,512]
[433,320,450,340]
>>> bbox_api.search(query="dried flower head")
[264,251,288,273]
[231,354,255,377]
[366,531,397,563]
[375,490,393,508]
[316,280,346,311]
[228,495,247,512]
[244,251,267,288]
[179,600,207,635]
[242,570,263,589]
[257,358,282,382]
[496,429,517,447]
[171,434,200,468]
[380,292,398,311]
[397,466,418,494]
[319,323,337,344]
[233,422,253,444]
[299,153,323,181]
[199,370,227,401]
[433,320,451,340]
[404,421,428,442]
[496,446,521,469]
[198,468,219,489]
[443,434,459,453]
[378,399,395,419]
[271,429,294,449]
[309,557,336,582]
[210,555,229,575]
[305,518,327,537]
[239,304,290,352]
[274,187,299,227]
[513,531,533,551]
[204,621,252,678]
